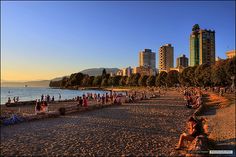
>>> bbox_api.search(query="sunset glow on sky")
[1,1,235,81]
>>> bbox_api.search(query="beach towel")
[2,114,24,126]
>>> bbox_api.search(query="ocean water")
[1,87,109,104]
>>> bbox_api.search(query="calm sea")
[1,87,108,104]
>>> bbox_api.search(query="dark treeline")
[49,57,235,88]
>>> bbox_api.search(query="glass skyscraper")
[190,24,215,66]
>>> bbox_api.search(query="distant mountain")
[1,68,120,87]
[1,80,50,87]
[51,76,69,81]
[79,68,120,76]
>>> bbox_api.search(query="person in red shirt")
[83,95,88,107]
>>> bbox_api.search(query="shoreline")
[1,87,118,106]
[1,86,139,106]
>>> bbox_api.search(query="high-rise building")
[159,44,174,72]
[176,54,189,68]
[122,66,133,77]
[133,66,155,76]
[139,49,156,70]
[190,24,215,66]
[116,70,123,76]
[215,56,223,62]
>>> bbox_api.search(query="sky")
[1,1,235,81]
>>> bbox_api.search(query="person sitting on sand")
[175,116,202,150]
[186,95,193,109]
[192,96,202,109]
[35,100,41,114]
[40,101,48,112]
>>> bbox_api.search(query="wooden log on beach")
[23,111,60,122]
[58,106,81,115]
[5,101,36,107]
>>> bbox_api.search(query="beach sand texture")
[1,90,194,156]
[203,93,236,151]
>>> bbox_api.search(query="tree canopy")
[192,24,200,31]
[49,57,235,88]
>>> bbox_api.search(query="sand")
[0,90,194,156]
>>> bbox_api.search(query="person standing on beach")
[7,97,11,103]
[102,94,105,104]
[59,94,61,101]
[52,96,55,102]
[41,94,44,101]
[105,93,109,104]
[16,97,19,102]
[83,95,88,107]
[97,94,101,103]
[94,93,97,101]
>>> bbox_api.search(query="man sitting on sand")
[175,116,202,150]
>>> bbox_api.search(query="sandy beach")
[202,92,236,152]
[0,90,194,156]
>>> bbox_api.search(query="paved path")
[1,90,193,156]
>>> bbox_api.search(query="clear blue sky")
[1,1,235,81]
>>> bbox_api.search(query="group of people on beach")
[174,87,208,150]
[74,91,125,107]
[183,88,202,109]
[41,94,55,102]
[7,97,19,103]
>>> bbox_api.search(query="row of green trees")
[49,57,235,88]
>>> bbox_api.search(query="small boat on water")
[25,85,28,87]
